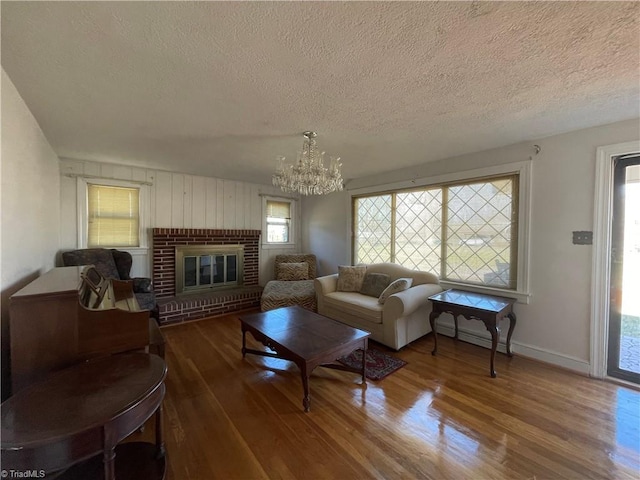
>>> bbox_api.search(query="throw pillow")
[336,265,367,292]
[359,273,391,298]
[277,262,309,281]
[378,277,414,304]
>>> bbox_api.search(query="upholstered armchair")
[62,248,159,320]
[260,254,317,312]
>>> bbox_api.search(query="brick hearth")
[152,228,262,325]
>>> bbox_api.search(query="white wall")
[1,68,61,398]
[59,159,298,284]
[302,189,350,276]
[302,119,640,373]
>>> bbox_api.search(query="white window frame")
[77,177,150,252]
[261,195,297,249]
[348,161,532,303]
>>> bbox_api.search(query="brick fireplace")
[152,228,262,324]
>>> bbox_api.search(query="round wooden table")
[1,353,167,479]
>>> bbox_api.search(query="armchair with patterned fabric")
[260,254,317,312]
[62,248,159,321]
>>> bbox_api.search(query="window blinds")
[266,200,291,219]
[88,185,140,247]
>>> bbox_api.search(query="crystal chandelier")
[272,131,344,195]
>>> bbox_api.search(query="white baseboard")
[436,323,510,353]
[435,323,591,375]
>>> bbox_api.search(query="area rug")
[337,348,407,381]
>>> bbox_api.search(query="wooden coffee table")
[240,306,370,412]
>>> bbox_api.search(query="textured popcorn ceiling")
[1,2,638,185]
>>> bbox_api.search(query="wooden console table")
[428,289,516,378]
[1,353,167,479]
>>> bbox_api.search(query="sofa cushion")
[135,292,156,311]
[365,263,439,286]
[324,291,383,324]
[336,265,367,292]
[359,273,391,298]
[378,277,413,304]
[261,279,316,312]
[277,262,309,281]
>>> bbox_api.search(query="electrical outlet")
[573,231,593,245]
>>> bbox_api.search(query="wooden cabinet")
[9,266,84,394]
[9,266,157,395]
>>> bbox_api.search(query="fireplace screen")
[175,245,243,294]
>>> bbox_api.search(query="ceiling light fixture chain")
[272,131,344,195]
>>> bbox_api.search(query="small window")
[87,184,140,247]
[265,200,291,243]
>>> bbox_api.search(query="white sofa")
[314,263,443,350]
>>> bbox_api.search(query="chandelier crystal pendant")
[272,131,344,195]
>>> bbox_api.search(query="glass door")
[608,155,640,383]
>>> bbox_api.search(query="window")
[354,174,519,290]
[87,184,140,247]
[264,198,294,244]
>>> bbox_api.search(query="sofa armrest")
[314,274,338,296]
[132,277,153,293]
[384,284,441,319]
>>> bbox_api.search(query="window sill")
[87,246,149,255]
[261,243,297,250]
[439,280,531,304]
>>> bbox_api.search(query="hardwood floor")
[130,311,640,479]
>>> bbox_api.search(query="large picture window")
[354,174,519,290]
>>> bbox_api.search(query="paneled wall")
[59,158,299,284]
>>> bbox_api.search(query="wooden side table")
[428,289,516,378]
[1,353,167,479]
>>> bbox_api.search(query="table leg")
[454,314,459,339]
[487,322,500,378]
[429,311,439,355]
[361,341,367,384]
[506,312,517,357]
[301,363,311,412]
[103,447,116,480]
[155,403,166,459]
[241,328,247,358]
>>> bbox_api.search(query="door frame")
[591,141,640,378]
